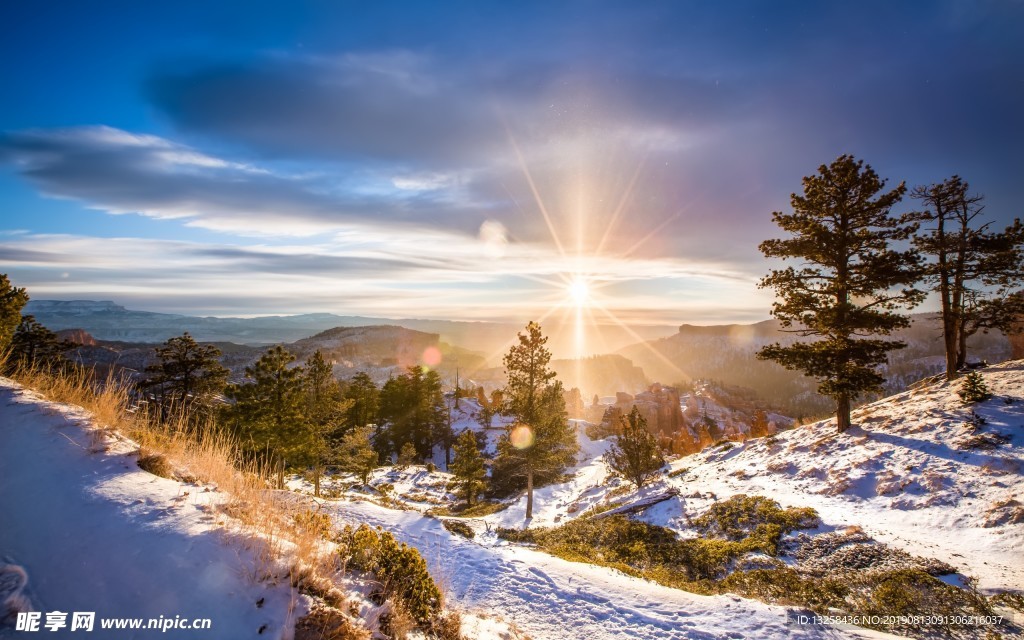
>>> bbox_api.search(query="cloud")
[0,126,499,237]
[0,231,769,323]
[146,51,739,167]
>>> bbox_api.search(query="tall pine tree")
[225,345,306,488]
[302,350,351,496]
[344,371,380,429]
[496,321,578,519]
[450,430,487,507]
[911,176,1024,377]
[758,156,923,433]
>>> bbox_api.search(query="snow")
[660,360,1024,591]
[0,378,295,639]
[325,500,895,640]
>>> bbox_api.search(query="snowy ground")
[325,500,896,640]
[658,360,1024,591]
[0,379,295,639]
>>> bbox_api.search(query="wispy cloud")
[0,231,769,322]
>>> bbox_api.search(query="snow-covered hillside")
[0,379,295,639]
[482,361,1023,590]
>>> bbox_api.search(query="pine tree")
[496,321,578,519]
[957,371,991,405]
[225,345,306,488]
[0,274,29,352]
[397,442,418,467]
[758,155,924,433]
[606,406,664,490]
[8,315,71,369]
[911,177,1024,378]
[344,371,380,428]
[377,366,446,461]
[337,425,378,485]
[476,387,503,428]
[302,350,351,496]
[450,429,487,506]
[144,332,228,412]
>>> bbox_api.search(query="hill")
[618,314,1011,417]
[24,299,676,360]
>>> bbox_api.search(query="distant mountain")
[65,323,488,388]
[24,299,676,360]
[618,313,1011,417]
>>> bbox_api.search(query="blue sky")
[1,0,1022,330]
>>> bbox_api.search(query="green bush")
[337,524,442,625]
[692,494,819,543]
[718,569,847,611]
[851,569,991,635]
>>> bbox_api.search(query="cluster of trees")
[1,275,74,371]
[758,156,1023,433]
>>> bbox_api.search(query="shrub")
[337,525,442,625]
[718,568,848,611]
[958,371,991,404]
[442,519,475,540]
[137,452,174,478]
[294,604,369,640]
[293,510,334,541]
[692,494,819,542]
[851,569,991,635]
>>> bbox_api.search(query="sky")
[1,0,1022,332]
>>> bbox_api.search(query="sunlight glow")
[567,277,590,306]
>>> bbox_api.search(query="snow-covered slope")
[664,360,1024,590]
[0,379,295,639]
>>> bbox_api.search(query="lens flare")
[422,346,442,367]
[510,424,535,449]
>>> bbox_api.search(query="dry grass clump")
[294,604,370,640]
[137,451,174,478]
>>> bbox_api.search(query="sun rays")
[495,127,689,384]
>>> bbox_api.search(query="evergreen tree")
[0,274,28,352]
[224,345,306,487]
[606,407,664,490]
[344,371,380,428]
[476,387,503,428]
[377,366,446,461]
[496,321,578,519]
[911,177,1024,378]
[957,371,991,405]
[337,425,378,485]
[8,315,71,369]
[397,441,418,467]
[302,350,351,496]
[144,332,228,411]
[758,156,924,433]
[450,429,487,506]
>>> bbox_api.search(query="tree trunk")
[836,395,852,433]
[314,464,321,497]
[525,468,534,520]
[276,457,285,490]
[956,316,970,371]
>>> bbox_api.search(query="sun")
[567,277,590,306]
